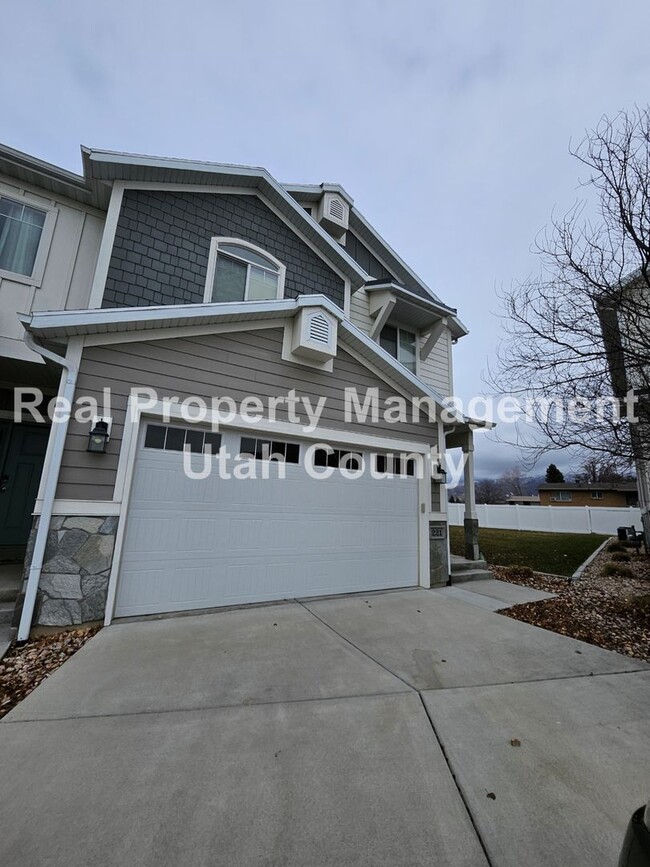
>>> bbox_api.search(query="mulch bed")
[0,627,99,720]
[493,545,650,662]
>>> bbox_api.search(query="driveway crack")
[297,600,416,692]
[299,600,495,866]
[417,693,495,867]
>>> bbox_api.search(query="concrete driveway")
[1,580,649,866]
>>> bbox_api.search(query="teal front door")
[0,423,50,547]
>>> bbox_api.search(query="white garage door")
[114,423,419,617]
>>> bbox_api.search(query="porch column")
[463,436,480,560]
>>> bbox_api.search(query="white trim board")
[203,237,286,304]
[88,181,124,308]
[83,317,289,347]
[33,499,121,517]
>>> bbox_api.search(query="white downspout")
[17,331,83,642]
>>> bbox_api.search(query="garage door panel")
[115,428,420,618]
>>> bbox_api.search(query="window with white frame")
[205,239,285,303]
[591,490,604,499]
[0,196,47,277]
[379,324,417,373]
[551,490,572,502]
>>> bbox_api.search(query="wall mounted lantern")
[87,418,111,454]
[433,463,447,484]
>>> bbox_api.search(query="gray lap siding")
[56,328,437,502]
[103,190,345,309]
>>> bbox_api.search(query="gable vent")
[328,197,345,221]
[309,313,330,344]
[316,191,349,240]
[289,306,338,366]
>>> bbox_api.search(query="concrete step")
[0,585,19,604]
[450,568,493,584]
[0,601,16,625]
[450,556,488,574]
[0,623,14,659]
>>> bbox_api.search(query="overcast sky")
[3,0,650,477]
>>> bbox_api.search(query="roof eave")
[22,295,464,423]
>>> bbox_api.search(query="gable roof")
[81,148,368,290]
[1,141,468,337]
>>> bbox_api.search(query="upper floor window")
[205,238,285,303]
[379,324,417,374]
[0,196,47,277]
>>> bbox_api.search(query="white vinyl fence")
[447,502,643,535]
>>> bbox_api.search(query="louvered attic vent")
[328,197,345,221]
[316,192,349,241]
[290,307,338,364]
[309,313,330,344]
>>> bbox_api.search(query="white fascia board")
[23,298,303,336]
[282,182,355,206]
[87,148,268,178]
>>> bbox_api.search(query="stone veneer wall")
[27,516,119,626]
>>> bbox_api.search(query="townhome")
[0,145,483,638]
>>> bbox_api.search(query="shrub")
[610,551,631,562]
[607,542,626,553]
[614,594,650,628]
[602,562,634,578]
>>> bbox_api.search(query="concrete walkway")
[1,580,648,866]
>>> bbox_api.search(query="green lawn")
[449,526,609,577]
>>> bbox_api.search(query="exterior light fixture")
[87,419,110,454]
[434,463,447,484]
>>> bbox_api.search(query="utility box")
[429,521,449,587]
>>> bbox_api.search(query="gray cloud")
[3,0,649,475]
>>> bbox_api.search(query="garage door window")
[239,437,300,463]
[375,454,417,476]
[144,424,222,454]
[313,448,363,470]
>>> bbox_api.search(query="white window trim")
[203,237,286,303]
[380,321,419,376]
[0,187,58,288]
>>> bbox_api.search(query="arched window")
[204,238,285,303]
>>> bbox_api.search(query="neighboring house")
[538,482,639,508]
[0,146,104,554]
[0,145,484,638]
[506,495,540,506]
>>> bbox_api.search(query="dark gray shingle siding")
[103,190,345,309]
[344,229,431,301]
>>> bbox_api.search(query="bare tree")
[572,455,634,484]
[475,478,506,504]
[500,466,526,496]
[492,107,650,495]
